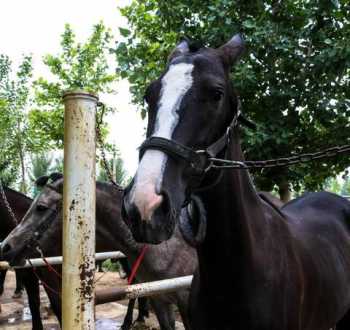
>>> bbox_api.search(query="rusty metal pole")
[95,275,193,305]
[62,91,98,330]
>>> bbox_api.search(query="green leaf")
[119,27,131,37]
[114,0,350,196]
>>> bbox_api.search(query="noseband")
[139,107,242,186]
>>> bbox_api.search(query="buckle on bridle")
[195,150,213,173]
[226,126,232,144]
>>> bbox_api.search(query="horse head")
[123,34,245,244]
[1,173,63,265]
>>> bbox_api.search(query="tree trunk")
[278,181,291,203]
[19,147,26,193]
[17,121,26,193]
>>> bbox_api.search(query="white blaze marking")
[130,62,194,219]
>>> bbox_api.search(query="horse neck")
[0,188,29,236]
[0,204,15,237]
[95,186,141,255]
[198,130,268,279]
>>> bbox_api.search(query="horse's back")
[282,191,350,229]
[281,191,350,327]
[281,191,350,258]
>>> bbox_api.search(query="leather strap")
[139,136,198,163]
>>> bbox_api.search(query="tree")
[341,177,350,196]
[323,176,342,194]
[29,153,53,196]
[97,145,128,186]
[115,0,350,201]
[0,98,16,186]
[29,153,53,182]
[0,54,41,191]
[31,22,117,148]
[27,153,64,196]
[51,155,64,174]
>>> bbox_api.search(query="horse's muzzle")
[122,195,175,245]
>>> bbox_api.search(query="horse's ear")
[49,172,63,182]
[35,175,49,187]
[168,38,190,62]
[218,34,245,66]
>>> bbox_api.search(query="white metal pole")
[95,275,193,304]
[0,251,126,270]
[62,91,97,330]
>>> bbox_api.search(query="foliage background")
[115,0,350,200]
[0,23,123,194]
[1,1,349,200]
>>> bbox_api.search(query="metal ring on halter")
[192,150,212,173]
[226,126,232,144]
[36,245,44,258]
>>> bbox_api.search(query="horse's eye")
[212,90,223,102]
[36,204,47,212]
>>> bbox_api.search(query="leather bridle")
[25,207,59,250]
[25,185,61,250]
[139,105,243,194]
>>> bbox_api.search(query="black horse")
[0,186,44,330]
[0,189,24,299]
[122,34,350,329]
[2,175,197,330]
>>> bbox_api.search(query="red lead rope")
[128,245,148,285]
[42,257,62,279]
[27,259,61,296]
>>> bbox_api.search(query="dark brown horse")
[0,186,45,330]
[0,185,144,330]
[2,175,197,330]
[122,34,350,329]
[0,187,24,298]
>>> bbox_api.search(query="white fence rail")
[0,251,125,270]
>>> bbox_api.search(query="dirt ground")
[0,270,185,330]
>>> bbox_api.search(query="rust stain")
[79,258,95,303]
[69,199,76,211]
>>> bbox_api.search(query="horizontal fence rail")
[0,251,125,270]
[95,275,193,305]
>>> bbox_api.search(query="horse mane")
[38,172,124,196]
[3,186,32,202]
[187,38,204,53]
[96,181,124,196]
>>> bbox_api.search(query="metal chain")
[0,180,18,225]
[210,144,350,170]
[95,102,349,174]
[96,102,123,191]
